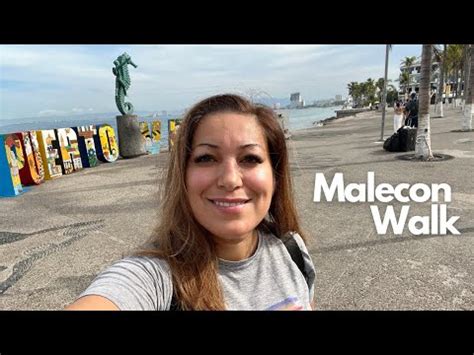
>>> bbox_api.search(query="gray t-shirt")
[78,230,316,310]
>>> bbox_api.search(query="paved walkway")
[0,106,472,310]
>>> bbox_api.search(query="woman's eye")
[194,154,215,163]
[242,155,263,164]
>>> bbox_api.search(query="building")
[290,92,304,109]
[398,55,450,102]
[335,95,342,101]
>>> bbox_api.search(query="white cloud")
[38,109,68,116]
[1,45,422,120]
[72,108,87,113]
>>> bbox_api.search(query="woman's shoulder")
[91,255,174,294]
[78,255,173,310]
[260,229,316,297]
[260,229,307,251]
[111,255,172,277]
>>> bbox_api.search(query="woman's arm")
[64,257,172,310]
[65,295,120,310]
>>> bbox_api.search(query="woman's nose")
[217,160,243,191]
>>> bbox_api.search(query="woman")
[66,94,315,310]
[393,100,404,133]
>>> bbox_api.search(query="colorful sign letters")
[95,124,119,163]
[150,120,161,154]
[15,131,45,185]
[0,134,24,197]
[56,128,83,174]
[139,120,161,155]
[1,118,178,197]
[140,121,153,153]
[36,130,63,180]
[74,125,99,168]
[168,119,182,150]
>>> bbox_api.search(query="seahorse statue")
[112,52,138,115]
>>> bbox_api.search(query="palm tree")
[376,78,396,102]
[461,45,471,110]
[398,71,410,95]
[401,56,417,68]
[386,85,398,105]
[463,45,473,131]
[400,56,416,94]
[434,45,445,117]
[415,45,434,160]
[363,78,377,106]
[459,45,468,106]
[347,82,362,107]
[444,45,464,107]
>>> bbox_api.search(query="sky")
[0,45,422,121]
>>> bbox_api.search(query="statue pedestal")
[116,115,146,158]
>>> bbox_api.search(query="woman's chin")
[206,225,256,242]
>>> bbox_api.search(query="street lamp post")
[380,45,390,141]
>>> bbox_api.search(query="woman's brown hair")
[136,94,306,310]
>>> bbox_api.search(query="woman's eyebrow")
[194,143,263,149]
[195,143,219,148]
[240,143,262,149]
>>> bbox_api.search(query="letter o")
[409,183,431,203]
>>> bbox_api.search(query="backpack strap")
[168,232,310,310]
[169,293,180,311]
[280,232,310,288]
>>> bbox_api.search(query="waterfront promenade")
[0,106,472,310]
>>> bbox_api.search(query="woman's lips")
[207,198,251,213]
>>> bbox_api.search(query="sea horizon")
[0,106,342,148]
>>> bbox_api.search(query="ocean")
[0,113,176,150]
[278,106,343,131]
[0,106,342,149]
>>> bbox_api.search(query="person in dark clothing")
[404,92,419,128]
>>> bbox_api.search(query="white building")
[399,56,441,102]
[290,92,304,108]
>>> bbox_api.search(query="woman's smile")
[207,197,252,214]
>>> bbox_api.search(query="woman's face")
[186,112,274,243]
